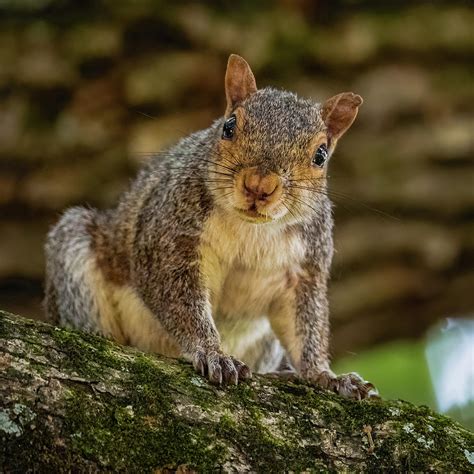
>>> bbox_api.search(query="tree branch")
[0,311,472,472]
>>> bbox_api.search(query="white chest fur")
[199,210,306,364]
[201,209,306,267]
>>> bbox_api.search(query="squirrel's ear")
[321,92,363,142]
[225,54,257,116]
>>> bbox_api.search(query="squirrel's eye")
[312,144,328,168]
[222,114,236,140]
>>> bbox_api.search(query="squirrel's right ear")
[225,54,257,116]
[321,92,363,143]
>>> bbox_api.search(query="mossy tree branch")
[0,311,472,472]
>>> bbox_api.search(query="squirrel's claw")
[310,370,380,400]
[192,350,251,385]
[231,356,252,381]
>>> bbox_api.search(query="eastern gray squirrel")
[45,54,377,399]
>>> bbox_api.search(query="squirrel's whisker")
[197,157,238,174]
[215,150,241,169]
[163,168,235,179]
[281,200,299,222]
[207,170,235,178]
[286,191,320,214]
[208,186,235,192]
[288,176,327,183]
[289,184,398,220]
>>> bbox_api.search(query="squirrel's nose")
[244,172,279,201]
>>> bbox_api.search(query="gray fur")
[45,207,101,333]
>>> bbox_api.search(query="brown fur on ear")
[321,92,363,142]
[225,54,257,116]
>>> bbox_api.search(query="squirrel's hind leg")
[44,206,179,355]
[44,207,123,341]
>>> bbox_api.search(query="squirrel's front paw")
[310,370,379,400]
[193,349,252,385]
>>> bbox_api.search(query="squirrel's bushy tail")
[44,207,102,333]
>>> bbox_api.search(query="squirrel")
[45,54,377,399]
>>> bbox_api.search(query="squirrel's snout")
[231,168,285,221]
[243,170,281,202]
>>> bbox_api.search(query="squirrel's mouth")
[234,207,275,223]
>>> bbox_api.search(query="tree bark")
[1,311,472,473]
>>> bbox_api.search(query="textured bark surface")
[1,310,473,473]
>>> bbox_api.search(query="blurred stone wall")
[0,0,472,355]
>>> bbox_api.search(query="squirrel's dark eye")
[222,114,236,140]
[313,144,328,168]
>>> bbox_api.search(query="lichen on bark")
[1,310,473,472]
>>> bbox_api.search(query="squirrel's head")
[209,54,362,225]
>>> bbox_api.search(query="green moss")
[63,385,228,471]
[341,397,391,432]
[343,399,474,472]
[60,366,335,471]
[218,411,237,430]
[224,378,474,472]
[54,347,229,471]
[4,366,34,382]
[0,312,8,338]
[210,380,330,472]
[49,324,125,378]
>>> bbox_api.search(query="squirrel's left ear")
[321,92,363,143]
[225,54,257,116]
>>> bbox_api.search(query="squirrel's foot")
[310,370,379,400]
[193,349,251,385]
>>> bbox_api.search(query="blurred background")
[0,1,472,427]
